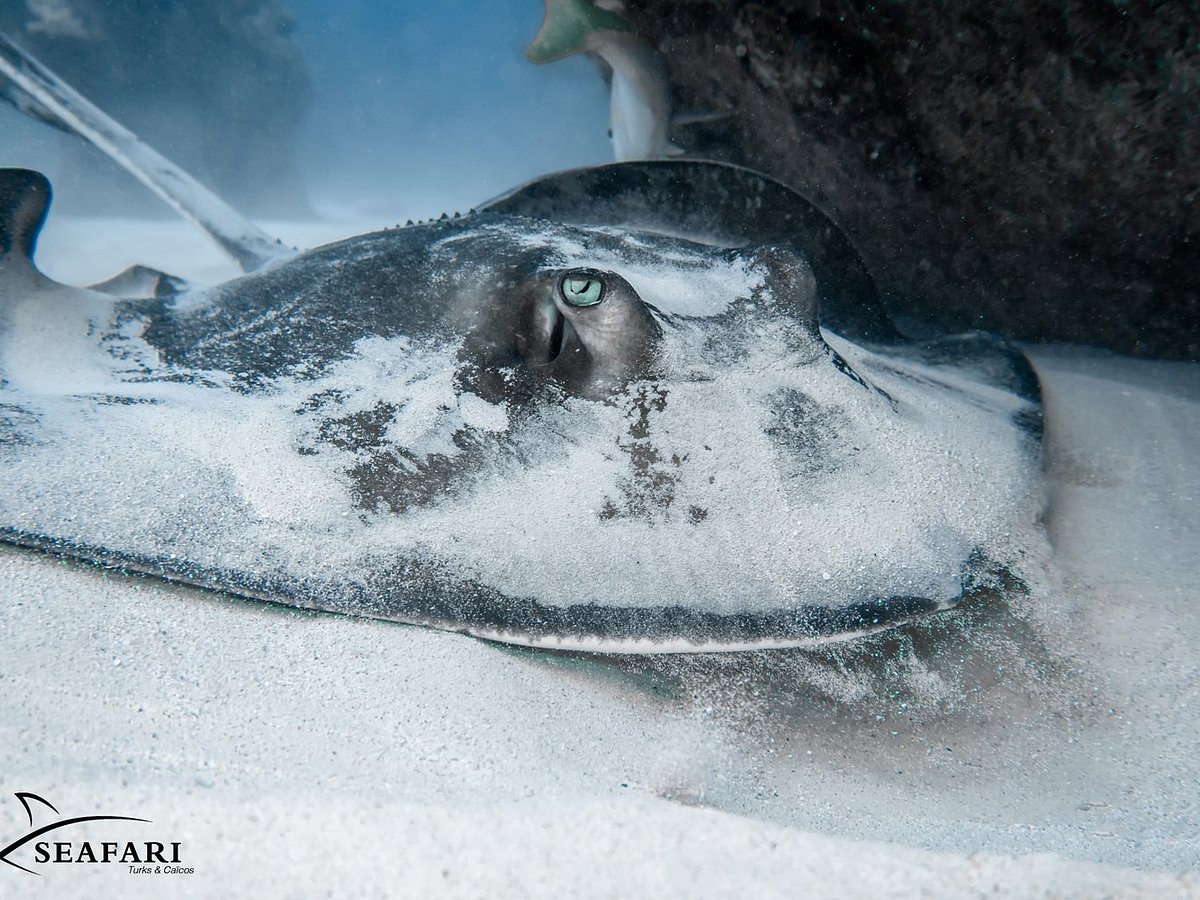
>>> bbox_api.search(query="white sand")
[1,220,1197,896]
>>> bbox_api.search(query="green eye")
[559,273,604,307]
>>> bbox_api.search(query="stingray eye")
[559,273,605,307]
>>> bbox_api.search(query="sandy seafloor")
[1,218,1197,897]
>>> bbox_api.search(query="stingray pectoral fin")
[525,0,632,63]
[0,168,50,267]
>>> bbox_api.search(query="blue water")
[0,1,611,220]
[288,0,612,216]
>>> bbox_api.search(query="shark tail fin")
[0,168,50,268]
[526,0,632,63]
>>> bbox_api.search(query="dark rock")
[627,0,1199,359]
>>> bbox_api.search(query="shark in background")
[526,0,723,161]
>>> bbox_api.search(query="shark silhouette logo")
[0,792,151,875]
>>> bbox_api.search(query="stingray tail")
[0,30,287,273]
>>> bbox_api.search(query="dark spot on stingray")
[295,387,347,415]
[0,402,39,445]
[315,402,398,453]
[765,389,846,478]
[600,386,686,522]
[83,394,160,406]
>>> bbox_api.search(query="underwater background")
[1,0,611,218]
[0,2,1197,895]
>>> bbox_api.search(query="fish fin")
[0,167,51,268]
[670,109,732,128]
[88,264,187,300]
[526,0,632,64]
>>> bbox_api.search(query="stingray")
[0,159,1044,652]
[0,35,1043,653]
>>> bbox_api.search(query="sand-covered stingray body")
[0,163,1042,652]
